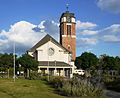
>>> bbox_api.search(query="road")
[104,90,120,98]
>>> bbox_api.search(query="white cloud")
[78,38,97,46]
[42,20,59,41]
[38,20,45,29]
[86,48,93,52]
[97,24,120,42]
[7,21,39,44]
[42,20,59,34]
[103,35,120,42]
[0,20,59,54]
[76,20,97,30]
[76,20,98,47]
[51,20,59,27]
[100,24,120,34]
[1,19,120,54]
[76,23,120,47]
[80,30,98,35]
[0,39,8,46]
[97,0,120,13]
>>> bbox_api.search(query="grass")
[0,78,68,98]
[0,78,107,98]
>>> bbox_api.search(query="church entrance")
[49,68,55,76]
[56,68,63,76]
[65,68,70,78]
[40,68,47,75]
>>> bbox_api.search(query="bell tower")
[59,8,76,61]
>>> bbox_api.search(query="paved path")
[104,90,120,98]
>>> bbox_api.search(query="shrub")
[48,76,64,89]
[102,74,115,83]
[105,78,120,92]
[29,71,41,80]
[40,75,48,81]
[59,81,71,96]
[59,77,103,97]
[40,75,104,97]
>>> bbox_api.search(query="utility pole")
[13,42,16,82]
[47,40,50,81]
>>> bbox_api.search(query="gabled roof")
[28,34,71,53]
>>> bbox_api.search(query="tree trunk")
[24,68,27,79]
[27,69,30,78]
[8,68,9,78]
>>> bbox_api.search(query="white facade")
[28,34,76,78]
[37,41,70,63]
[28,41,71,64]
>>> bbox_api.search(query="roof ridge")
[28,34,71,53]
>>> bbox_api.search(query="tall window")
[67,25,71,35]
[60,25,64,35]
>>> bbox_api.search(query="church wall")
[36,41,70,63]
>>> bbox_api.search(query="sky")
[0,0,120,57]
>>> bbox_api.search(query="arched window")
[67,25,71,35]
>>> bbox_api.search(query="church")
[28,10,77,78]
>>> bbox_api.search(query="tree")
[75,52,98,70]
[115,56,120,70]
[0,53,6,73]
[18,54,38,78]
[0,53,14,78]
[99,55,120,71]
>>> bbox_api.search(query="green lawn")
[0,78,68,98]
[0,78,107,98]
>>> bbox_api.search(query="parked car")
[74,69,85,75]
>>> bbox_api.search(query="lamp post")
[48,59,49,81]
[55,60,56,76]
[69,53,72,78]
[47,38,51,81]
[48,46,49,81]
[13,42,16,82]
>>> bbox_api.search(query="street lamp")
[13,42,16,82]
[68,53,72,78]
[54,60,56,76]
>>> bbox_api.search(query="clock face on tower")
[67,17,71,22]
[48,47,55,56]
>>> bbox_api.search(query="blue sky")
[0,0,120,57]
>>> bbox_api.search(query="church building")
[28,10,76,78]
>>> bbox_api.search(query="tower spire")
[66,3,69,11]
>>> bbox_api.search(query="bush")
[40,75,48,81]
[59,77,103,97]
[40,75,104,97]
[102,74,115,83]
[29,71,41,80]
[48,76,64,89]
[105,78,120,92]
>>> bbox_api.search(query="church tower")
[59,9,76,61]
